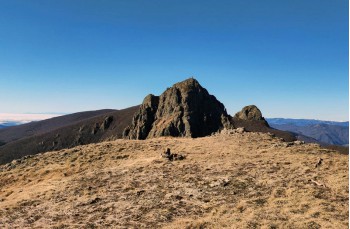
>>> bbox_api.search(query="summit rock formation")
[123,78,232,139]
[232,105,270,128]
[233,105,266,121]
[231,105,300,142]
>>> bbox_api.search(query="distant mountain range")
[0,122,23,129]
[0,113,61,129]
[267,118,349,146]
[267,118,349,127]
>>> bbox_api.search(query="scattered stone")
[209,180,221,187]
[113,155,129,160]
[89,197,102,205]
[283,142,294,147]
[136,190,145,196]
[163,148,171,157]
[22,155,33,160]
[315,158,323,168]
[294,140,305,145]
[236,127,245,134]
[161,148,185,161]
[219,128,232,135]
[11,159,21,166]
[267,132,275,137]
[222,178,230,187]
[309,179,326,188]
[219,128,245,135]
[209,178,230,187]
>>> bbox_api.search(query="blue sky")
[0,0,348,121]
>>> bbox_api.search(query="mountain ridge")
[267,118,349,127]
[267,118,349,146]
[0,78,347,165]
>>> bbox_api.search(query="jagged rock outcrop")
[233,105,265,121]
[232,105,270,129]
[123,78,232,139]
[229,105,300,141]
[123,94,159,139]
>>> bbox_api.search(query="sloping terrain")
[0,106,139,165]
[0,131,348,228]
[0,109,115,144]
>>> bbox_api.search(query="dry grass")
[0,131,348,228]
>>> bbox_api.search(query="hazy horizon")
[0,111,348,124]
[1,1,348,121]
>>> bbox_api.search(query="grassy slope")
[0,131,348,228]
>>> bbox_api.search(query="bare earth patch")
[0,131,348,228]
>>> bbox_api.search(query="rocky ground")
[0,130,348,228]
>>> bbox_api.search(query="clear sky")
[0,0,348,121]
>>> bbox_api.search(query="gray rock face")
[233,105,265,121]
[123,78,232,139]
[123,94,159,139]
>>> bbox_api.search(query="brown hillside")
[0,131,347,228]
[0,106,139,165]
[0,109,116,144]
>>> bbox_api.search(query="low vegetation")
[0,130,348,228]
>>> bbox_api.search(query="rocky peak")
[172,77,201,90]
[232,105,271,132]
[234,105,265,121]
[123,78,232,139]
